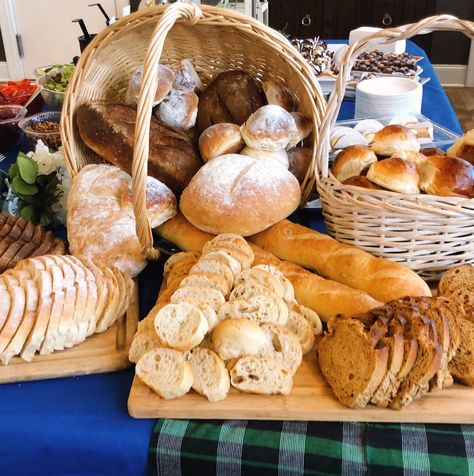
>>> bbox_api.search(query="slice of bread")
[230,281,276,302]
[189,257,234,289]
[176,297,219,331]
[288,302,323,336]
[234,268,285,299]
[129,314,163,364]
[448,317,474,386]
[261,323,303,375]
[443,287,474,323]
[202,251,241,278]
[136,348,193,399]
[0,280,11,332]
[166,260,195,286]
[212,318,271,360]
[163,251,201,278]
[170,286,225,312]
[202,234,254,269]
[230,355,293,395]
[218,295,288,326]
[317,317,389,409]
[154,303,208,352]
[179,272,231,299]
[285,309,315,354]
[439,264,474,296]
[186,347,230,402]
[202,245,252,272]
[252,264,295,303]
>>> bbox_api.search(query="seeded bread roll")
[180,154,301,236]
[331,145,378,183]
[366,157,420,194]
[241,105,298,152]
[371,125,420,156]
[198,123,244,163]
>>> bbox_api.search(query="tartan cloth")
[149,420,474,476]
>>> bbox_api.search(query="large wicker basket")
[316,15,474,281]
[61,3,325,260]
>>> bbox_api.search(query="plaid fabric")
[149,420,474,476]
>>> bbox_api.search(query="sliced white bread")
[154,302,208,352]
[261,323,302,375]
[252,264,295,302]
[166,260,195,286]
[202,250,241,278]
[179,272,231,299]
[129,314,163,364]
[186,347,230,402]
[218,295,288,326]
[212,318,271,360]
[94,264,120,333]
[163,251,201,278]
[170,286,226,312]
[177,297,219,331]
[317,317,389,409]
[189,257,234,289]
[0,280,10,332]
[230,355,293,395]
[136,348,193,399]
[448,317,474,386]
[285,309,315,354]
[288,302,323,336]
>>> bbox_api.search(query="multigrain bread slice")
[317,317,389,409]
[212,318,271,360]
[438,264,474,296]
[448,317,474,386]
[186,347,230,402]
[154,303,208,352]
[189,257,235,289]
[170,286,225,312]
[285,309,315,354]
[136,348,193,399]
[179,272,231,299]
[218,295,288,326]
[163,251,201,278]
[443,287,474,323]
[261,323,302,375]
[230,355,293,395]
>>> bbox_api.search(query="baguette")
[156,214,383,321]
[249,220,431,302]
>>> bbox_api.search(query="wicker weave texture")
[315,15,474,280]
[61,3,326,259]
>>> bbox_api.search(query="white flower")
[27,140,66,175]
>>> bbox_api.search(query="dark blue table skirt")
[0,40,462,476]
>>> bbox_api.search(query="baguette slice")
[0,281,11,332]
[179,272,231,299]
[154,303,208,352]
[438,264,474,296]
[285,309,315,354]
[448,317,474,386]
[177,297,219,331]
[252,264,295,302]
[129,314,163,364]
[230,355,293,395]
[163,251,201,278]
[288,302,323,336]
[201,245,252,272]
[318,317,389,409]
[234,268,285,299]
[202,251,241,278]
[170,285,225,312]
[136,348,193,399]
[94,263,120,333]
[186,347,230,401]
[202,234,254,269]
[189,257,234,289]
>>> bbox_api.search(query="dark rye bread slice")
[0,214,18,238]
[448,317,474,386]
[317,317,389,409]
[438,264,474,297]
[388,300,442,410]
[0,221,35,271]
[444,287,474,323]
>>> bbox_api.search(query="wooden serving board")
[0,284,139,384]
[128,347,474,423]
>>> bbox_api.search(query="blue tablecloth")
[0,41,462,476]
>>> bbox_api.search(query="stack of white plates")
[355,77,423,119]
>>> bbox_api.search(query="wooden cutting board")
[128,344,474,423]
[0,283,139,383]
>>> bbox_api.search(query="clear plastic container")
[0,105,27,150]
[18,111,62,151]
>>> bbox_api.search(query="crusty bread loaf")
[249,220,431,303]
[76,103,202,194]
[287,147,312,184]
[287,112,312,149]
[169,59,203,93]
[186,347,230,402]
[136,348,193,399]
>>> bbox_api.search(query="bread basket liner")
[60,3,326,260]
[315,15,474,280]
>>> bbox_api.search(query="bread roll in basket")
[61,3,325,260]
[317,15,474,280]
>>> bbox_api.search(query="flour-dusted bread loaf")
[170,285,226,313]
[318,317,389,409]
[169,59,203,93]
[136,348,193,399]
[180,154,301,236]
[212,318,271,360]
[155,88,199,131]
[153,302,208,352]
[186,347,230,402]
[68,164,177,277]
[230,355,293,395]
[250,220,431,303]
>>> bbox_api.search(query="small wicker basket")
[61,3,325,260]
[316,15,474,281]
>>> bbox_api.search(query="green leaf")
[8,163,19,180]
[12,176,38,196]
[19,205,36,222]
[17,154,38,185]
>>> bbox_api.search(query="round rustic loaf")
[179,154,301,236]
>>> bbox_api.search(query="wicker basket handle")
[317,15,474,179]
[131,3,203,260]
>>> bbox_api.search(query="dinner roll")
[240,147,289,168]
[241,105,298,151]
[120,176,177,228]
[371,125,420,156]
[155,88,199,131]
[169,59,203,92]
[199,123,244,163]
[366,157,420,194]
[287,112,313,149]
[288,147,312,183]
[342,176,383,190]
[391,150,427,165]
[180,154,301,236]
[262,79,296,112]
[331,145,378,182]
[417,155,474,197]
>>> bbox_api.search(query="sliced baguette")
[170,285,225,312]
[189,257,234,289]
[177,297,219,331]
[136,348,193,399]
[285,309,315,354]
[129,314,163,364]
[186,347,230,402]
[202,250,241,278]
[288,302,323,336]
[163,251,201,278]
[0,281,11,332]
[252,264,295,302]
[234,268,285,299]
[202,234,254,269]
[179,272,231,299]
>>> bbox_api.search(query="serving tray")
[0,283,139,383]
